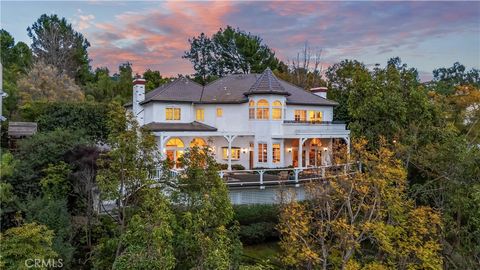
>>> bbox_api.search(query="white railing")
[152,163,361,188]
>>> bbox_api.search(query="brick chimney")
[132,76,146,125]
[310,87,328,99]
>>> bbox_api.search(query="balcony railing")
[152,162,361,189]
[283,120,346,125]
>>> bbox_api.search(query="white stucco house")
[127,68,350,171]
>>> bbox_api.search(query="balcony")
[282,120,349,136]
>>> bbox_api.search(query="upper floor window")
[249,100,255,119]
[258,143,267,163]
[272,100,283,120]
[308,111,323,122]
[196,108,204,121]
[294,110,307,121]
[217,108,223,117]
[256,99,269,120]
[166,108,181,120]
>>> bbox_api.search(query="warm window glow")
[294,110,307,121]
[258,143,267,163]
[249,100,255,107]
[222,147,240,160]
[272,100,283,120]
[256,99,270,120]
[166,108,181,120]
[190,138,207,147]
[308,111,323,122]
[196,109,205,121]
[272,144,281,163]
[166,137,184,147]
[216,108,223,117]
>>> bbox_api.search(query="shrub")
[234,204,279,225]
[239,222,278,245]
[218,164,246,170]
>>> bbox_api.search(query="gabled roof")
[140,77,204,104]
[138,68,338,106]
[244,68,290,96]
[143,121,217,132]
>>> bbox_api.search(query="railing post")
[321,167,325,178]
[259,170,265,189]
[294,168,301,187]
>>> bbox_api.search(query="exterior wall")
[194,104,250,132]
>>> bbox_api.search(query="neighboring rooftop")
[8,122,37,137]
[137,68,338,106]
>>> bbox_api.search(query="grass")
[242,241,281,266]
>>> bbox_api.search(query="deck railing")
[283,120,346,125]
[152,162,361,188]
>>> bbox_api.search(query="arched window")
[190,138,207,147]
[256,99,269,120]
[272,100,283,120]
[166,137,184,148]
[249,100,255,119]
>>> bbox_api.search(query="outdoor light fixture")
[323,147,328,151]
[287,148,292,153]
[241,148,248,153]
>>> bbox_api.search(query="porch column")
[343,136,350,154]
[298,137,307,168]
[159,133,170,160]
[224,135,237,171]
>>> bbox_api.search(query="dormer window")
[272,100,283,120]
[166,108,181,120]
[256,99,269,120]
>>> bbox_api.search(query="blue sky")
[2,1,479,81]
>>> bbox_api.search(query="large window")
[308,110,323,122]
[258,143,267,163]
[196,108,204,121]
[249,100,255,119]
[217,108,223,117]
[166,108,181,120]
[272,143,281,163]
[166,137,184,147]
[222,147,240,160]
[272,100,283,120]
[256,99,269,120]
[294,110,307,121]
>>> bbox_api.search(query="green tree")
[143,69,169,92]
[0,222,57,270]
[170,147,242,269]
[9,129,87,198]
[0,29,32,118]
[431,62,479,95]
[27,14,91,85]
[23,198,75,267]
[96,102,159,260]
[112,189,176,270]
[184,26,280,83]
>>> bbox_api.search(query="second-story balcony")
[282,120,349,136]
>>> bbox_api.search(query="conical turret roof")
[244,68,290,96]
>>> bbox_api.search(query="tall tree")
[96,103,159,260]
[143,69,169,92]
[27,14,91,85]
[278,139,443,269]
[184,26,281,83]
[431,62,479,95]
[169,146,241,269]
[0,29,33,118]
[17,61,84,105]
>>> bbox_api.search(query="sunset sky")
[2,1,479,81]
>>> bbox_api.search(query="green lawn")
[242,241,281,265]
